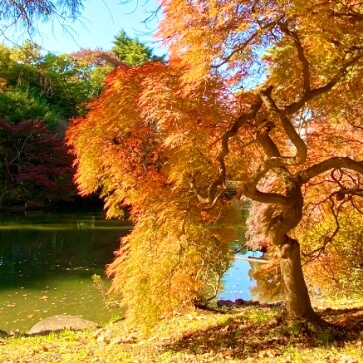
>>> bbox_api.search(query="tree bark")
[255,181,321,326]
[278,236,319,325]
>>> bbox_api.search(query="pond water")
[0,206,130,332]
[0,206,259,332]
[217,250,262,302]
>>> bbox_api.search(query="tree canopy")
[0,118,74,207]
[112,30,164,67]
[0,28,163,208]
[0,41,99,128]
[67,0,363,327]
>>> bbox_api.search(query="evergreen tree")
[112,30,164,67]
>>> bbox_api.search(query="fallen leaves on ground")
[0,304,363,362]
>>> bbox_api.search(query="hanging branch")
[302,194,346,261]
[279,21,311,95]
[190,94,263,206]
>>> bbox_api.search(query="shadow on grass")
[162,307,363,360]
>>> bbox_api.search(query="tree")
[0,41,103,129]
[67,1,363,327]
[112,30,164,67]
[71,32,164,96]
[71,48,123,96]
[0,118,74,207]
[0,42,64,127]
[0,40,141,207]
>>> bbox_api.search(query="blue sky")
[2,0,164,55]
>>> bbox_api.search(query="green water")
[0,206,131,332]
[0,205,263,332]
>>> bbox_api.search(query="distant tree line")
[0,31,162,209]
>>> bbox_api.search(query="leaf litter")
[0,304,363,362]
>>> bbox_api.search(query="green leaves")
[112,30,164,67]
[0,42,98,128]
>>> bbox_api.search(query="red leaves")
[0,118,75,204]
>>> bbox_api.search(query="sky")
[1,0,164,56]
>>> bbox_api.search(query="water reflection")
[0,206,130,331]
[217,250,262,301]
[0,206,263,331]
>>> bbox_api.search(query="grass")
[1,303,363,362]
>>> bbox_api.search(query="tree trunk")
[246,168,322,326]
[279,236,319,325]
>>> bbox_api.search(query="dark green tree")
[112,30,164,67]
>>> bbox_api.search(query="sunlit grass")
[1,304,363,362]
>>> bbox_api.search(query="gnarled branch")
[260,87,307,166]
[285,51,363,114]
[299,157,363,184]
[278,21,311,94]
[191,94,264,206]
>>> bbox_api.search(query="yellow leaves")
[68,63,173,211]
[67,55,252,229]
[106,208,233,326]
[234,21,251,33]
[159,0,363,107]
[163,133,185,148]
[296,210,363,296]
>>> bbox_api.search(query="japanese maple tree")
[67,0,363,326]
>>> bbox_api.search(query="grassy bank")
[1,303,363,363]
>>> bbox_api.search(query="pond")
[0,205,130,332]
[217,249,262,302]
[0,206,259,332]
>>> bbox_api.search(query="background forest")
[0,32,161,208]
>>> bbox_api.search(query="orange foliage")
[67,0,363,323]
[66,61,248,323]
